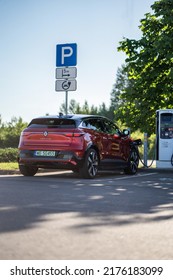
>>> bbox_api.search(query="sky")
[0,0,154,123]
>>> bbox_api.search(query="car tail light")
[64,133,84,137]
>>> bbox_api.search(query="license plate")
[34,151,56,157]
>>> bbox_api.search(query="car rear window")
[28,118,76,128]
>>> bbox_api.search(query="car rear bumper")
[18,150,83,170]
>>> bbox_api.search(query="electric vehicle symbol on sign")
[55,79,77,91]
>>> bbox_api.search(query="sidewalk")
[139,160,173,173]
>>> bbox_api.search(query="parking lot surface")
[0,168,173,259]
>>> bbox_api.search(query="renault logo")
[43,131,48,137]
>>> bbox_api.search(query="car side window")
[81,119,105,132]
[103,120,121,135]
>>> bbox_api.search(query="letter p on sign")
[56,43,77,67]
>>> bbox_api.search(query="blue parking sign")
[56,43,77,67]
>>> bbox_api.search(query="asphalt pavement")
[0,167,173,259]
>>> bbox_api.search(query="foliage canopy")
[114,0,173,135]
[0,116,28,148]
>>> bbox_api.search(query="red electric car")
[18,114,141,178]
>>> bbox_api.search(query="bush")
[0,148,18,162]
[131,131,156,160]
[0,116,27,149]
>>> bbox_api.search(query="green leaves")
[0,117,28,148]
[115,0,173,135]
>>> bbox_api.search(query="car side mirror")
[123,129,130,136]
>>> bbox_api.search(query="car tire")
[19,165,38,176]
[80,148,99,179]
[124,147,139,175]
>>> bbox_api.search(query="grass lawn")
[0,162,18,170]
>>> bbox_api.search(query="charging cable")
[171,154,173,166]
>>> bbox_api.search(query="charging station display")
[156,109,173,168]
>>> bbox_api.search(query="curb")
[0,167,173,176]
[0,169,20,175]
[0,169,64,175]
[139,167,173,173]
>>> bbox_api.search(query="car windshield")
[28,118,76,128]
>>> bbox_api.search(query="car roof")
[32,114,107,120]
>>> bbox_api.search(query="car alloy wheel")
[80,148,99,179]
[124,147,139,175]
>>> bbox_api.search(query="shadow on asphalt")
[0,169,173,233]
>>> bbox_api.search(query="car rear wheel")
[124,147,139,175]
[80,148,99,179]
[19,165,38,176]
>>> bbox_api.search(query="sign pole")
[55,43,77,114]
[65,90,68,115]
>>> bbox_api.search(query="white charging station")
[156,109,173,168]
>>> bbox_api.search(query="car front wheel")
[80,148,99,179]
[124,147,139,175]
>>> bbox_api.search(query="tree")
[117,0,173,135]
[59,99,88,114]
[110,65,135,125]
[59,99,114,119]
[0,117,28,148]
